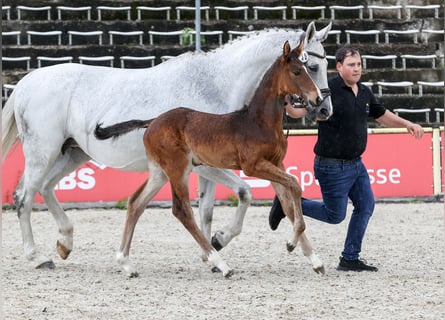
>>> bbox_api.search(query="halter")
[305,50,327,60]
[300,50,332,103]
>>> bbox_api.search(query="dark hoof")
[36,260,56,270]
[129,272,139,278]
[211,266,221,273]
[211,236,223,251]
[286,242,296,253]
[313,265,326,275]
[224,269,234,278]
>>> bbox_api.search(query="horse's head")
[300,21,333,122]
[278,35,323,113]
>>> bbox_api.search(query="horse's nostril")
[320,108,329,116]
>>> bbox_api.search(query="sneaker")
[269,196,286,230]
[336,256,378,272]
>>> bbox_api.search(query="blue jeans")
[302,157,375,260]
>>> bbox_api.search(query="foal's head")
[277,37,323,112]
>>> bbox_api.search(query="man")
[269,45,424,272]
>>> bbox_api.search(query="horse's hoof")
[56,240,72,260]
[211,266,222,273]
[211,236,223,251]
[286,242,296,253]
[128,271,139,278]
[36,260,56,270]
[224,269,234,278]
[313,265,326,275]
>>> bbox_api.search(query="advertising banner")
[1,131,436,204]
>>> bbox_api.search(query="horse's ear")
[315,22,332,42]
[305,21,316,45]
[283,40,291,59]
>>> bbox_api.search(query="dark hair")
[335,45,361,63]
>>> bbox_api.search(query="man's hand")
[407,123,424,139]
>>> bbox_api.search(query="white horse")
[2,22,332,270]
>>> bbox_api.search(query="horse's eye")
[293,69,301,76]
[308,64,319,72]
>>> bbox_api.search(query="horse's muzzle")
[317,107,331,119]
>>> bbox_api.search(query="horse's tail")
[94,119,152,140]
[2,90,19,162]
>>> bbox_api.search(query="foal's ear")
[283,40,291,59]
[295,38,305,57]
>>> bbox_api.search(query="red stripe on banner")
[1,132,435,204]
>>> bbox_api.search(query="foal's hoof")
[286,242,296,253]
[36,260,56,270]
[56,240,72,260]
[313,265,326,275]
[211,266,222,273]
[211,236,223,251]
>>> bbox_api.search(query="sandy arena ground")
[2,202,444,320]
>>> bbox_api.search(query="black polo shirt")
[314,75,386,160]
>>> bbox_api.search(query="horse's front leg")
[298,232,325,274]
[194,166,252,254]
[270,181,304,250]
[271,181,325,275]
[117,166,168,277]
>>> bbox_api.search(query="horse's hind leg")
[196,175,216,258]
[39,147,91,260]
[116,165,168,277]
[14,145,63,269]
[194,167,252,255]
[169,178,233,278]
[13,176,55,269]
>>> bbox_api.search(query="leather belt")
[315,155,359,164]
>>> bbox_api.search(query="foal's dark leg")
[169,180,233,278]
[243,159,324,274]
[244,160,306,246]
[271,181,325,275]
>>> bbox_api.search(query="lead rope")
[285,93,308,139]
[283,96,290,139]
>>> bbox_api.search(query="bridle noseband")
[300,49,332,104]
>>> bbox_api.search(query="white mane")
[163,28,304,63]
[157,28,305,112]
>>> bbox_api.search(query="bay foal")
[95,39,325,277]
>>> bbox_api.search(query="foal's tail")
[2,91,20,162]
[94,119,152,140]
